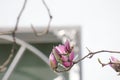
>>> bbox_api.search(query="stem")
[74,49,120,64]
[31,0,53,36]
[0,0,27,72]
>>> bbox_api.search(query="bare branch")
[31,0,53,36]
[13,0,27,33]
[42,0,52,18]
[98,58,120,74]
[74,48,120,64]
[0,50,14,72]
[0,0,27,72]
[98,58,120,66]
[12,0,27,43]
[98,58,110,67]
[0,0,27,35]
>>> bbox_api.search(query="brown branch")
[98,58,111,67]
[31,0,53,36]
[0,0,27,35]
[98,58,120,66]
[12,0,27,43]
[74,48,120,64]
[98,58,120,74]
[13,0,27,33]
[0,0,27,72]
[0,50,14,72]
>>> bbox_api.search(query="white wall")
[0,0,120,80]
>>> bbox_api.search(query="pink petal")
[63,62,73,68]
[65,40,70,51]
[61,55,69,61]
[49,53,57,69]
[69,51,74,61]
[55,45,66,54]
[109,56,120,68]
[110,56,119,62]
[54,47,60,54]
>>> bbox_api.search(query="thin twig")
[0,0,27,35]
[31,0,53,36]
[98,58,110,67]
[0,49,14,72]
[98,58,120,66]
[12,0,27,43]
[13,0,27,33]
[0,0,27,72]
[74,49,120,64]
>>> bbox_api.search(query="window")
[0,26,81,80]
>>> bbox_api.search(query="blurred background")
[0,0,120,80]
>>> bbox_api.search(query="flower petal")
[61,55,69,61]
[65,40,70,51]
[110,56,119,62]
[63,62,73,68]
[69,51,74,61]
[49,53,57,69]
[55,45,66,54]
[109,56,120,72]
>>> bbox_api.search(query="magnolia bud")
[49,40,75,71]
[109,56,120,72]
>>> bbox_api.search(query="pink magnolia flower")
[109,56,120,72]
[49,40,74,70]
